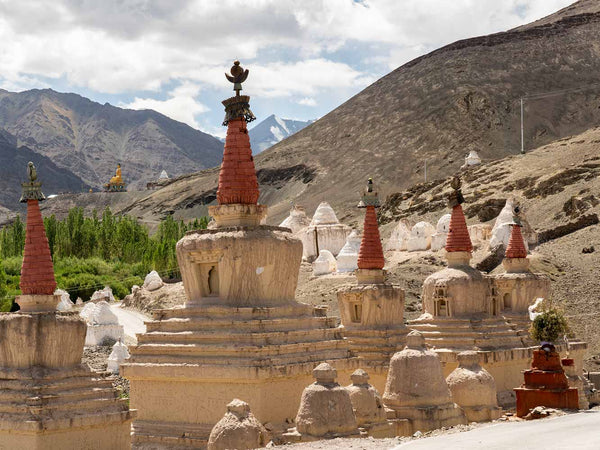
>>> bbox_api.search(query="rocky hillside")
[0,129,90,211]
[249,114,313,154]
[0,89,224,192]
[124,0,600,226]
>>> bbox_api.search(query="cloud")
[298,97,317,107]
[122,82,208,129]
[0,0,576,130]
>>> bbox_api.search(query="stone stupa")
[383,331,466,435]
[0,162,134,449]
[409,177,587,405]
[122,61,357,448]
[337,179,408,392]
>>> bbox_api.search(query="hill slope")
[138,0,600,225]
[0,89,224,192]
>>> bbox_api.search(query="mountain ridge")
[0,88,224,192]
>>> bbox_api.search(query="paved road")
[109,302,149,343]
[395,411,600,450]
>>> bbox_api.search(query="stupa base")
[123,303,359,448]
[0,366,134,450]
[385,403,467,434]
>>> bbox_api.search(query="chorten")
[103,163,127,192]
[493,213,550,335]
[409,177,547,404]
[514,344,578,417]
[430,213,451,251]
[122,61,357,448]
[337,179,408,391]
[301,201,351,261]
[279,204,311,235]
[383,331,466,434]
[0,162,134,449]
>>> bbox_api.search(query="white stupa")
[84,301,125,346]
[406,221,435,252]
[279,205,311,235]
[430,214,451,251]
[159,170,169,180]
[312,250,337,276]
[301,202,351,261]
[463,150,481,167]
[336,230,361,272]
[385,220,411,251]
[55,289,74,311]
[107,339,131,374]
[489,198,536,251]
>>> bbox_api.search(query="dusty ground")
[269,409,584,449]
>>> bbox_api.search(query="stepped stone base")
[123,303,359,448]
[385,403,466,435]
[0,312,135,450]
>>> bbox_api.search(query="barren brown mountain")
[0,88,224,195]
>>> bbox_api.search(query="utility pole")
[424,160,427,182]
[520,97,525,154]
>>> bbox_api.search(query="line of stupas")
[0,61,594,449]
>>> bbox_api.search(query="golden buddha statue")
[104,163,127,192]
[110,164,123,184]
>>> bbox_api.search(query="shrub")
[530,306,569,343]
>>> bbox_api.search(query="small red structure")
[514,346,579,417]
[505,223,527,259]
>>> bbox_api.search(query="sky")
[0,0,575,138]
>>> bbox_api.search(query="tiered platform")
[123,303,359,448]
[409,315,531,350]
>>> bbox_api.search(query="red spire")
[216,117,260,205]
[20,199,57,295]
[445,204,473,253]
[357,205,385,270]
[505,224,527,259]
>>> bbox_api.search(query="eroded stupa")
[0,163,134,449]
[122,61,357,448]
[279,204,311,235]
[337,179,408,391]
[409,177,587,405]
[383,331,466,434]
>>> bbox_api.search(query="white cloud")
[122,82,208,129]
[298,97,317,107]
[0,0,576,127]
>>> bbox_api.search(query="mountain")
[0,129,90,210]
[249,115,314,154]
[0,89,224,191]
[138,0,599,226]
